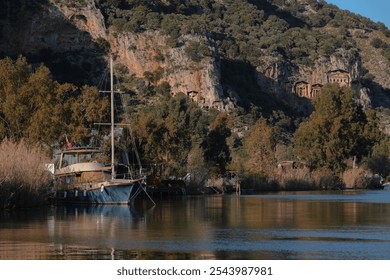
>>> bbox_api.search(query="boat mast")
[110,54,115,179]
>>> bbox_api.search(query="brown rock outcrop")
[110,32,232,110]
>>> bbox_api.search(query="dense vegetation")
[1,0,390,202]
[0,56,109,148]
[294,84,383,173]
[371,37,390,62]
[0,56,111,208]
[2,55,386,193]
[95,0,388,67]
[127,81,389,188]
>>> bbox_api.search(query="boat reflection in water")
[45,202,216,260]
[3,191,390,260]
[44,204,147,259]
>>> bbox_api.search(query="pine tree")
[294,84,381,172]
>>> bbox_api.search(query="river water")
[1,188,390,260]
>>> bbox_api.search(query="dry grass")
[240,168,341,192]
[274,168,341,191]
[0,139,52,209]
[342,168,366,187]
[342,168,383,189]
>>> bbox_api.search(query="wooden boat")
[53,147,145,203]
[53,55,153,204]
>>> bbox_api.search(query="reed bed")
[342,168,383,189]
[274,168,340,190]
[0,139,52,209]
[240,168,340,193]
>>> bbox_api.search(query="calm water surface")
[2,188,390,260]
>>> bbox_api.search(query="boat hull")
[53,183,136,204]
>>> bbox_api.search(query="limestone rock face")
[0,0,106,84]
[0,0,230,109]
[109,32,231,110]
[0,0,101,55]
[49,0,231,110]
[50,0,107,40]
[302,49,361,86]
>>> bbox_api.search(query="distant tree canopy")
[294,84,382,173]
[128,92,236,178]
[0,56,109,148]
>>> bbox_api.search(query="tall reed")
[240,168,341,193]
[273,168,339,191]
[0,139,52,209]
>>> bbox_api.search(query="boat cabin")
[58,147,106,169]
[55,148,110,188]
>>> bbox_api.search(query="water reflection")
[1,190,390,259]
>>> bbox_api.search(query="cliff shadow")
[220,59,305,118]
[0,0,107,86]
[365,81,390,109]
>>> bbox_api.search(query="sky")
[325,0,390,28]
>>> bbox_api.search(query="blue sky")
[326,0,390,28]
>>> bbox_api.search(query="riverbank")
[144,167,384,198]
[0,139,384,209]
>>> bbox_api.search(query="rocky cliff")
[0,0,232,110]
[0,0,389,114]
[109,31,233,110]
[0,0,107,84]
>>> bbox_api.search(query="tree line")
[1,56,389,189]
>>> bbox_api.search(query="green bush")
[185,41,211,62]
[371,38,386,49]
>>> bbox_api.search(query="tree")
[242,119,276,176]
[0,56,109,148]
[294,84,380,172]
[366,134,390,178]
[131,94,207,176]
[201,112,232,177]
